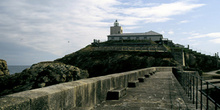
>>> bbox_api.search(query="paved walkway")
[92,71,197,110]
[204,69,220,75]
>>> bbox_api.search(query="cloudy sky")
[0,0,220,65]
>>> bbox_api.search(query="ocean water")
[8,65,31,74]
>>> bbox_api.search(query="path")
[92,71,197,110]
[204,69,220,75]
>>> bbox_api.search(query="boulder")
[0,59,9,76]
[0,61,89,96]
[21,61,89,88]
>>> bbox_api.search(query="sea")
[8,65,31,74]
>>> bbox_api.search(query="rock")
[22,61,89,88]
[0,59,9,76]
[0,61,89,96]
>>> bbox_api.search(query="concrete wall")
[108,36,162,41]
[0,67,172,110]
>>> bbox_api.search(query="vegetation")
[56,42,220,77]
[55,49,176,77]
[1,40,220,97]
[171,46,220,72]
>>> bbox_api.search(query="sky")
[0,0,220,65]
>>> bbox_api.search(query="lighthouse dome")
[114,20,119,26]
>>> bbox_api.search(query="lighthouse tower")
[110,20,123,35]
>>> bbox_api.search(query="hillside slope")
[55,45,177,77]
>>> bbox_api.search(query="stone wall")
[0,67,172,110]
[108,36,162,41]
[92,45,167,52]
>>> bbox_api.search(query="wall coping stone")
[0,67,173,110]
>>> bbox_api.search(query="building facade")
[108,20,163,41]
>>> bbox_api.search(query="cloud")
[160,31,165,34]
[207,33,220,43]
[124,26,141,30]
[187,32,220,44]
[188,32,220,39]
[179,20,189,24]
[0,0,205,58]
[120,1,204,23]
[210,38,220,44]
[206,33,220,38]
[168,31,174,35]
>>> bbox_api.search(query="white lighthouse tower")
[110,20,123,35]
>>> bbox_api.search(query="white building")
[108,20,163,41]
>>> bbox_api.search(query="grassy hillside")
[172,47,220,72]
[56,43,220,77]
[55,45,177,77]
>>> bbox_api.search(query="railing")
[92,46,167,52]
[174,70,220,110]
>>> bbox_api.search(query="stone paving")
[92,71,197,110]
[204,69,220,75]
